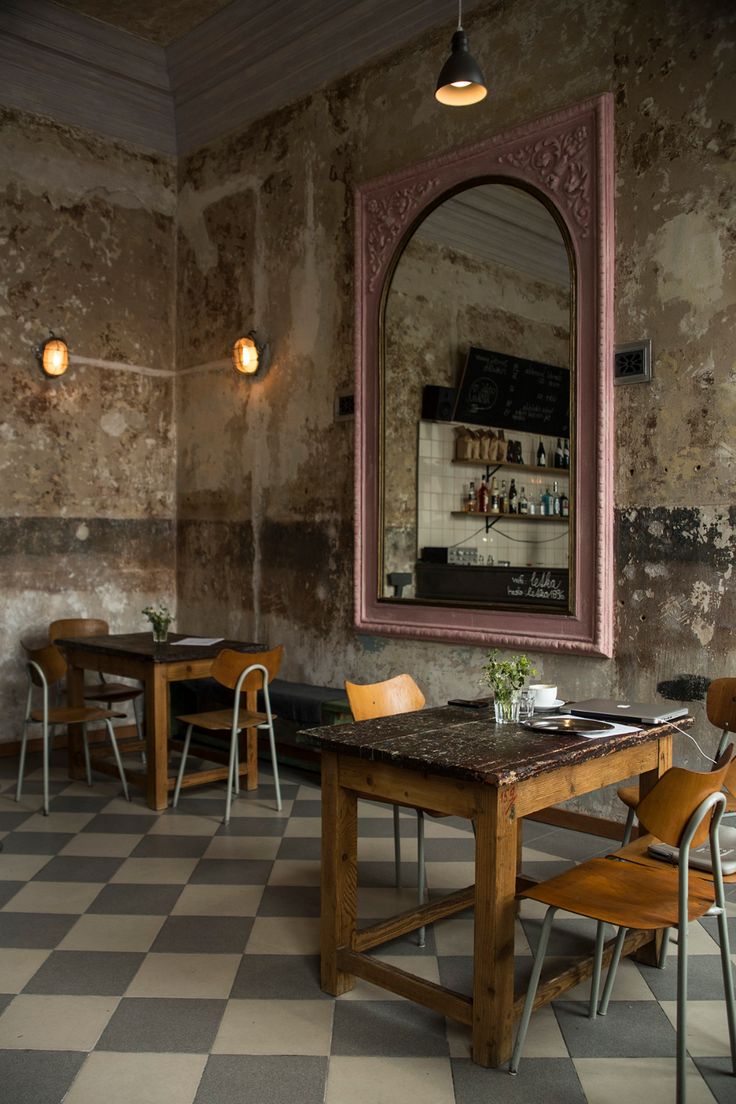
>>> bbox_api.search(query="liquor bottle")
[554,438,564,468]
[499,480,507,514]
[508,479,518,514]
[540,487,551,515]
[515,440,524,464]
[552,480,561,516]
[563,439,570,468]
[506,439,515,462]
[536,439,546,466]
[489,476,499,514]
[466,481,476,512]
[560,490,569,517]
[477,475,489,513]
[518,486,529,514]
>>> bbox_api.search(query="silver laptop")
[648,824,736,876]
[569,698,688,725]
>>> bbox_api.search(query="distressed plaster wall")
[0,106,177,740]
[175,0,735,814]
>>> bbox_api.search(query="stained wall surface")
[175,0,735,814]
[0,106,177,739]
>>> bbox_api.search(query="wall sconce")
[36,332,70,378]
[435,0,487,106]
[232,331,270,377]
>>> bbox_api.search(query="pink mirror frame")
[354,94,614,657]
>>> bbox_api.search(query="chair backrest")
[345,674,425,721]
[50,618,109,642]
[707,677,736,735]
[21,640,67,688]
[211,646,283,693]
[637,745,734,848]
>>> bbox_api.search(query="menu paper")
[175,637,225,646]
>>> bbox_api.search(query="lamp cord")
[457,0,463,30]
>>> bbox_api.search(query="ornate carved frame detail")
[354,94,615,657]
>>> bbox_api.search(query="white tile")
[357,886,423,919]
[565,956,654,1001]
[0,948,50,992]
[60,834,142,857]
[425,862,475,890]
[339,955,441,1002]
[171,884,263,916]
[573,1057,715,1104]
[110,858,198,884]
[284,817,323,838]
[65,1052,206,1104]
[213,999,333,1055]
[148,815,219,836]
[268,860,321,886]
[203,836,280,860]
[0,852,53,880]
[660,999,735,1056]
[0,994,117,1050]
[245,917,320,955]
[126,953,240,999]
[2,881,104,914]
[325,1057,454,1104]
[58,914,165,952]
[15,812,94,833]
[447,1003,566,1058]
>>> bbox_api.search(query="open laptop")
[648,823,736,876]
[569,698,688,725]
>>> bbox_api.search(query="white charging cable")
[667,720,719,765]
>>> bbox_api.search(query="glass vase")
[151,625,169,644]
[494,694,520,724]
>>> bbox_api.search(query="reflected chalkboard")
[453,346,570,436]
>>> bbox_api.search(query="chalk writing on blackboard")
[453,347,570,436]
[507,570,567,604]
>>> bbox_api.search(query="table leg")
[320,750,357,996]
[472,784,518,1067]
[145,664,170,811]
[65,663,87,780]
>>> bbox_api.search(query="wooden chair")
[511,748,736,1104]
[345,674,431,945]
[17,641,130,815]
[173,646,283,823]
[49,619,144,745]
[617,677,736,844]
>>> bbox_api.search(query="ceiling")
[51,0,235,46]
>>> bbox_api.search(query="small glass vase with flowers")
[481,649,537,725]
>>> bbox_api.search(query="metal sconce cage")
[37,333,69,378]
[232,331,270,378]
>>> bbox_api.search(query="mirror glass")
[380,183,574,613]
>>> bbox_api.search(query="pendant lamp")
[435,0,487,106]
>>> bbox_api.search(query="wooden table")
[300,706,678,1068]
[56,633,262,810]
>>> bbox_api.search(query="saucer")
[532,699,565,711]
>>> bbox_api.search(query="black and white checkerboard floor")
[0,751,734,1104]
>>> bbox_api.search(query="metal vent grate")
[614,340,652,384]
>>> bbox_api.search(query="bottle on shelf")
[560,489,569,517]
[563,438,570,468]
[540,487,551,515]
[508,479,518,514]
[489,476,499,514]
[536,439,547,467]
[554,438,564,468]
[506,439,515,462]
[499,479,507,514]
[552,480,561,516]
[516,440,524,464]
[518,486,529,514]
[477,474,489,513]
[465,481,476,512]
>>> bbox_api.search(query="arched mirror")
[355,96,614,656]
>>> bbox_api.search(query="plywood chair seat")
[84,682,143,703]
[604,831,736,886]
[617,678,736,844]
[30,705,126,726]
[177,708,271,732]
[511,749,736,1104]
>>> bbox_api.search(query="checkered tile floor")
[0,751,734,1104]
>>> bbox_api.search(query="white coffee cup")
[529,683,558,708]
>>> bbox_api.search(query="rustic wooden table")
[300,706,677,1068]
[56,633,262,810]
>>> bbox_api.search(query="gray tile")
[48,795,113,813]
[331,999,449,1057]
[230,954,330,999]
[424,838,476,861]
[0,913,77,948]
[438,955,533,996]
[528,829,612,862]
[31,856,124,882]
[291,800,322,817]
[0,1050,86,1104]
[215,818,287,837]
[83,814,158,834]
[452,1056,587,1103]
[277,838,321,860]
[257,886,321,917]
[1,832,74,855]
[521,819,559,844]
[0,812,35,832]
[355,818,429,838]
[0,881,26,908]
[0,993,13,1015]
[522,916,598,958]
[359,861,420,888]
[637,954,736,1001]
[700,914,736,946]
[87,884,183,915]
[519,860,573,883]
[22,950,145,995]
[194,1055,327,1104]
[553,999,676,1057]
[97,996,225,1052]
[190,859,273,885]
[151,916,253,954]
[132,834,211,858]
[370,928,438,955]
[693,1056,736,1104]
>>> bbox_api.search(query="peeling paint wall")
[175,0,735,813]
[0,107,177,740]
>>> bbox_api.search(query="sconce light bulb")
[39,335,69,378]
[232,335,261,375]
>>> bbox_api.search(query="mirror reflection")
[381,183,573,612]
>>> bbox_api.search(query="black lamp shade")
[435,29,487,106]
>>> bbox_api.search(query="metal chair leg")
[225,726,239,824]
[589,921,606,1018]
[599,925,628,1015]
[173,724,193,807]
[657,927,672,969]
[393,806,402,887]
[416,810,426,947]
[510,905,558,1073]
[714,890,736,1073]
[265,720,282,812]
[16,724,29,805]
[621,805,636,846]
[676,917,688,1104]
[81,724,92,787]
[105,720,130,802]
[42,719,50,815]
